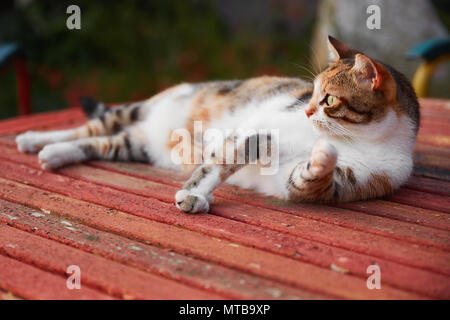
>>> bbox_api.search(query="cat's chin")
[311,122,345,140]
[310,120,330,135]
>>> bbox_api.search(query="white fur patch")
[142,83,196,170]
[310,139,338,176]
[175,190,210,213]
[16,130,76,153]
[38,142,86,170]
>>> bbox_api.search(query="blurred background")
[0,0,449,119]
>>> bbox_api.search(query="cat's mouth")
[311,119,329,131]
[310,120,332,137]
[311,118,356,139]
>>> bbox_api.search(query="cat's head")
[306,36,419,143]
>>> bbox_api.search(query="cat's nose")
[305,105,316,118]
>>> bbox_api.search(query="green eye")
[326,95,338,106]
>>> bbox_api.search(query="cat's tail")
[78,96,147,134]
[79,96,108,119]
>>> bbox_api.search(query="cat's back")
[142,75,313,126]
[188,76,313,117]
[140,76,313,169]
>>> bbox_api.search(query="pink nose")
[305,106,316,118]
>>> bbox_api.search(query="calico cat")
[16,36,419,213]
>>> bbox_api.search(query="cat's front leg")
[287,139,339,202]
[175,165,223,213]
[175,188,213,214]
[175,132,270,213]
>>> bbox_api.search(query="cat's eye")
[325,95,338,106]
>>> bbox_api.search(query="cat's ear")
[327,35,358,61]
[353,53,384,90]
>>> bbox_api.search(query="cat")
[16,36,419,214]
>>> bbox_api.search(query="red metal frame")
[12,58,31,115]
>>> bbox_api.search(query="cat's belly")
[141,86,319,174]
[224,156,304,198]
[215,97,320,198]
[141,84,197,170]
[207,93,320,155]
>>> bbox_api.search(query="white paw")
[38,142,85,170]
[175,190,211,214]
[309,139,337,176]
[16,131,46,153]
[16,130,75,153]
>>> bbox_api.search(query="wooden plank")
[420,111,450,122]
[0,199,321,300]
[0,144,450,249]
[0,288,22,300]
[0,178,427,299]
[0,171,448,299]
[0,104,450,298]
[80,158,450,236]
[0,108,84,135]
[418,99,450,122]
[2,195,448,299]
[339,200,450,232]
[414,165,450,182]
[55,164,450,252]
[419,98,450,111]
[0,254,113,300]
[417,134,450,149]
[0,158,448,278]
[409,98,450,167]
[414,144,450,159]
[0,223,224,300]
[418,120,450,136]
[2,153,448,278]
[388,188,450,214]
[0,143,448,245]
[86,161,450,231]
[414,152,450,171]
[405,175,450,197]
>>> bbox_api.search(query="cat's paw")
[16,131,46,153]
[175,189,211,214]
[309,139,337,177]
[38,142,85,170]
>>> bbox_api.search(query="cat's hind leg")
[38,127,149,170]
[16,98,147,153]
[17,128,81,153]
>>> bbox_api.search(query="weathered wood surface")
[0,98,448,299]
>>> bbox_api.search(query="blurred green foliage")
[0,0,314,119]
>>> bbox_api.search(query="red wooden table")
[0,99,449,299]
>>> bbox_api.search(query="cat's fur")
[16,36,419,213]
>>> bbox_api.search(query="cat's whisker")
[312,118,358,143]
[289,61,317,80]
[306,56,320,78]
[307,43,324,75]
